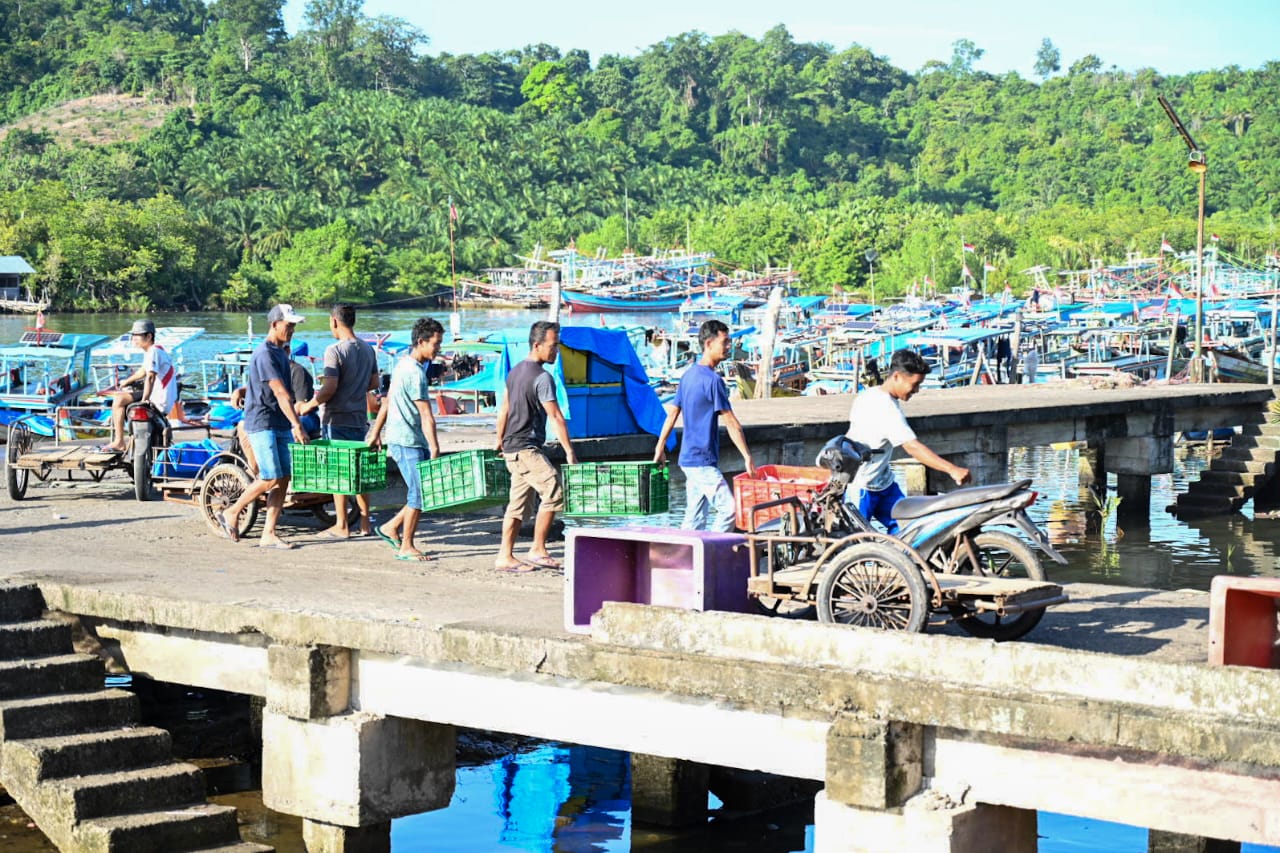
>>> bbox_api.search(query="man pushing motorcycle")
[846,348,970,534]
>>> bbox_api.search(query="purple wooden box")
[564,526,752,634]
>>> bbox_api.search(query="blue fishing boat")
[561,290,688,313]
[0,329,109,437]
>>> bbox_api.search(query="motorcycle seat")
[891,479,1032,521]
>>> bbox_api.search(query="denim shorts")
[323,423,367,442]
[389,444,428,510]
[247,428,292,481]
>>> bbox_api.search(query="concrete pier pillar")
[263,710,456,828]
[1148,829,1241,853]
[303,819,392,853]
[630,754,709,826]
[1116,473,1152,521]
[813,789,1037,853]
[1105,435,1173,526]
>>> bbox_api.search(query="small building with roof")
[0,256,37,302]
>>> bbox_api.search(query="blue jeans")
[681,466,735,532]
[247,428,292,481]
[854,481,906,535]
[389,444,428,510]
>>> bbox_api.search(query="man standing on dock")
[218,304,309,549]
[845,348,970,535]
[495,320,576,572]
[366,317,442,562]
[653,319,755,532]
[297,304,379,538]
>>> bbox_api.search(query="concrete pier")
[6,382,1280,850]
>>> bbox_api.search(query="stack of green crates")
[418,450,511,511]
[290,440,387,494]
[561,461,669,517]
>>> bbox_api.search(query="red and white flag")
[1210,233,1220,242]
[1207,280,1221,298]
[1167,281,1185,298]
[923,275,934,286]
[962,242,976,253]
[1160,238,1174,253]
[449,200,459,222]
[962,262,973,279]
[983,262,996,272]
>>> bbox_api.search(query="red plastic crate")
[732,464,829,531]
[1208,575,1280,667]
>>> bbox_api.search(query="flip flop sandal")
[373,528,400,551]
[394,552,433,562]
[495,562,538,573]
[217,513,240,543]
[520,555,562,570]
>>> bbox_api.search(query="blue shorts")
[248,428,292,481]
[389,444,428,510]
[855,481,906,535]
[323,423,366,442]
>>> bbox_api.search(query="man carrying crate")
[653,319,755,532]
[366,317,442,562]
[297,304,379,538]
[494,320,577,572]
[218,304,310,549]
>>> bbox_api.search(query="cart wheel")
[817,542,928,632]
[5,425,32,501]
[199,463,259,538]
[947,531,1047,642]
[133,430,154,501]
[310,497,361,528]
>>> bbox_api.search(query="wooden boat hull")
[1209,349,1269,384]
[562,291,687,313]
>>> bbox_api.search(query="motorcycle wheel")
[132,427,153,501]
[817,542,928,632]
[948,530,1047,641]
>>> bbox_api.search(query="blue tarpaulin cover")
[494,326,674,448]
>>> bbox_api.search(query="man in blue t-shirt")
[218,303,309,549]
[654,320,755,531]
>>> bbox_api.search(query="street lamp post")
[1158,95,1208,382]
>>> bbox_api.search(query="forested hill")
[0,0,1276,311]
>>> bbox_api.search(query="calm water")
[3,308,1276,852]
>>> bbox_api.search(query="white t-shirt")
[845,387,916,491]
[143,346,178,415]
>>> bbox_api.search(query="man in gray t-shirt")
[298,304,379,538]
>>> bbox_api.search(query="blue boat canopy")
[494,326,674,448]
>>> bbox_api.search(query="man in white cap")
[219,304,309,548]
[102,319,176,452]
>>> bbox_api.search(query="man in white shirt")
[845,349,971,534]
[103,320,177,452]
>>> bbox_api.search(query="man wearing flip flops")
[366,316,442,561]
[218,303,310,549]
[494,320,577,572]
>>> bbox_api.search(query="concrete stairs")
[1172,417,1280,518]
[0,581,272,853]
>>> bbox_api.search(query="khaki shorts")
[504,448,563,520]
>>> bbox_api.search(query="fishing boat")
[561,290,689,313]
[1208,348,1269,383]
[91,326,206,392]
[0,329,109,437]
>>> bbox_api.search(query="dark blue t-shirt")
[244,340,292,433]
[674,363,732,468]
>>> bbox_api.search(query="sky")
[283,0,1280,77]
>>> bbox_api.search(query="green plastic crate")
[561,461,669,517]
[418,450,511,512]
[290,440,387,495]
